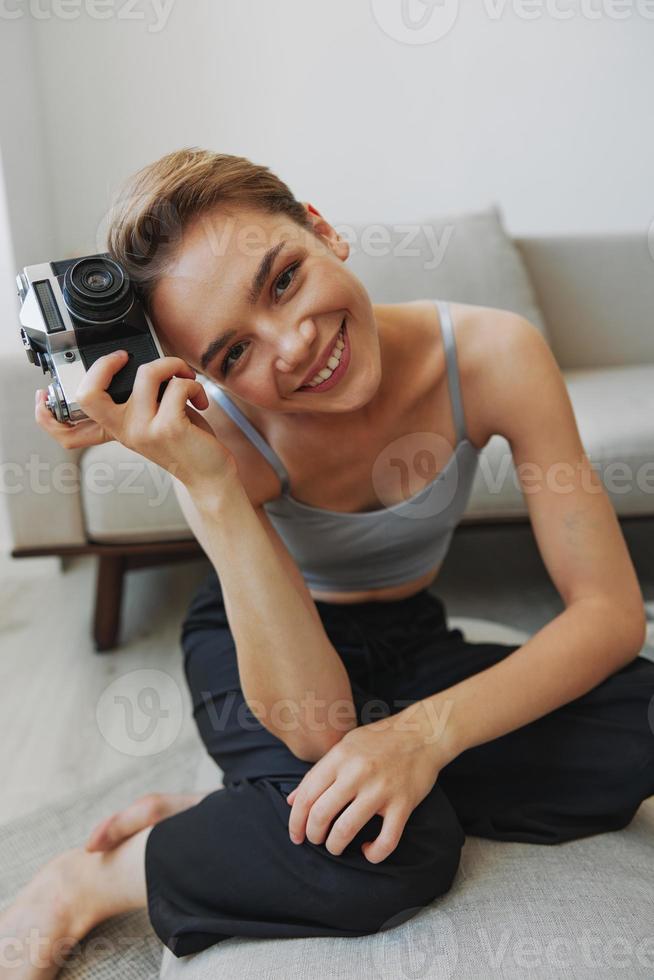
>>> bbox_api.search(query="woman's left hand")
[285,702,454,864]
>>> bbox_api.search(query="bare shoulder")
[192,384,283,508]
[409,299,549,450]
[390,299,551,449]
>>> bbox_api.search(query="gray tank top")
[204,300,480,591]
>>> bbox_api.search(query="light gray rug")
[0,734,205,979]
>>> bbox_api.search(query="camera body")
[17,253,167,423]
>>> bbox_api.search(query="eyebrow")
[199,240,287,371]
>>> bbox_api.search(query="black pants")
[145,567,654,957]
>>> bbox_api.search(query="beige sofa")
[2,208,653,650]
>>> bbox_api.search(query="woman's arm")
[56,350,357,765]
[416,312,647,762]
[414,594,646,766]
[177,473,358,762]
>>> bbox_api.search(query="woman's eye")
[221,261,302,376]
[273,261,301,301]
[221,342,248,376]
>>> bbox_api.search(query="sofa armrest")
[514,233,654,370]
[0,353,87,551]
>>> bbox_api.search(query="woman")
[3,147,653,977]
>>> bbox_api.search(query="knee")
[332,841,462,936]
[324,788,464,934]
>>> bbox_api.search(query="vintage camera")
[17,253,167,423]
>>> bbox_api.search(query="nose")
[274,319,317,374]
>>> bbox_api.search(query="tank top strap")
[433,299,468,444]
[206,383,291,495]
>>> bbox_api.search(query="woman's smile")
[296,319,350,393]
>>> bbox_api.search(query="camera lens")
[83,268,113,291]
[63,257,132,323]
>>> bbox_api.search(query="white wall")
[0,16,56,550]
[0,14,55,274]
[0,151,18,552]
[15,0,654,264]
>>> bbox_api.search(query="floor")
[1,517,653,824]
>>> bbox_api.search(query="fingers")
[75,352,200,436]
[153,376,209,428]
[35,388,74,430]
[304,781,357,847]
[287,766,337,845]
[287,781,408,863]
[35,389,108,449]
[360,803,407,864]
[324,793,381,857]
[74,349,131,429]
[129,356,198,418]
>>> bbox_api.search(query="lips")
[295,318,346,390]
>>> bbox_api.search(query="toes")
[85,815,116,851]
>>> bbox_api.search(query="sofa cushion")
[341,203,551,341]
[463,364,654,521]
[79,441,192,543]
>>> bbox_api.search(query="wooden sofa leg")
[94,554,126,653]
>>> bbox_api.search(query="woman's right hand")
[36,350,239,496]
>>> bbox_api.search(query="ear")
[303,202,349,262]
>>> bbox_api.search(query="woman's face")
[150,205,382,416]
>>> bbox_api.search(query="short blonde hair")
[106,147,313,309]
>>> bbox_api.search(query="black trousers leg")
[371,595,654,845]
[144,571,465,958]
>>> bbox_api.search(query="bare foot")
[0,848,91,980]
[85,791,208,852]
[0,791,208,979]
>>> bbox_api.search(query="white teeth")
[305,325,345,386]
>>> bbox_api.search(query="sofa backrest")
[515,234,654,370]
[340,207,653,370]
